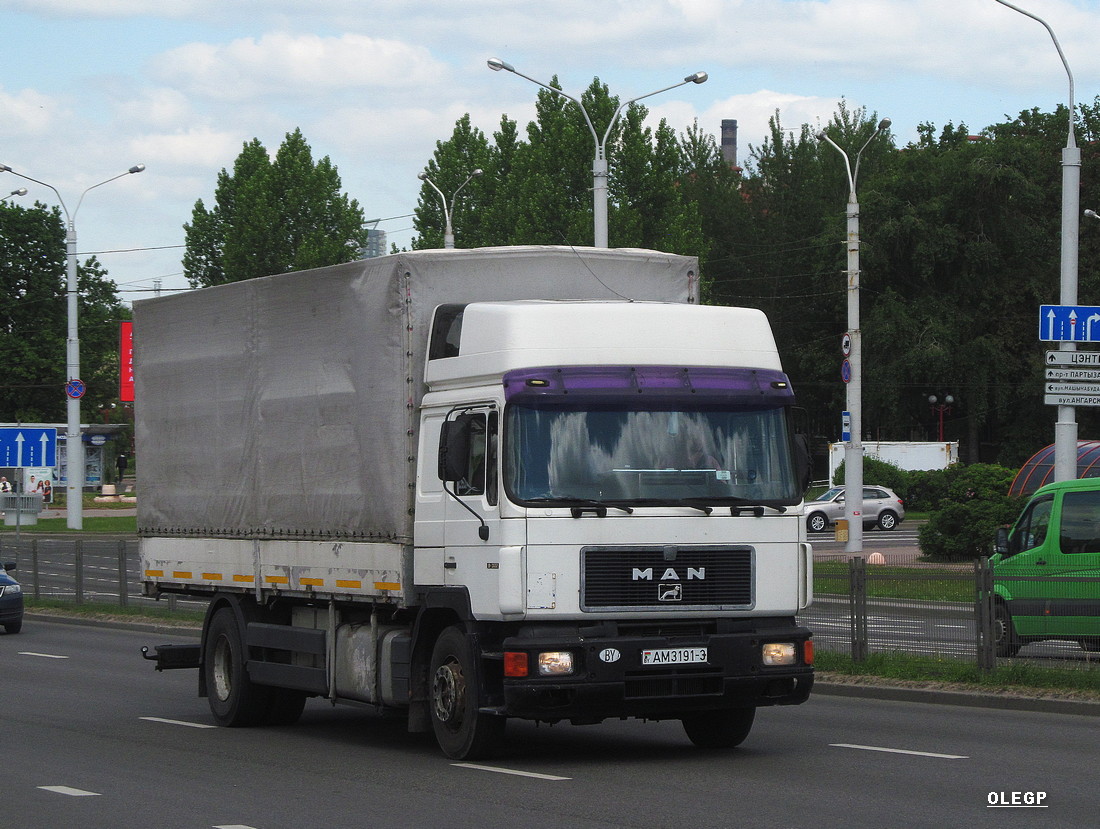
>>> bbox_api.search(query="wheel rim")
[212,635,233,703]
[433,656,466,729]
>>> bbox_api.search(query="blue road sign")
[1039,305,1100,342]
[0,427,57,467]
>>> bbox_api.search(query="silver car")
[805,486,905,532]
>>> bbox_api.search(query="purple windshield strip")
[503,365,794,405]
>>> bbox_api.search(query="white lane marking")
[214,825,260,828]
[19,652,69,659]
[141,716,217,729]
[831,743,968,759]
[453,762,571,781]
[39,785,101,797]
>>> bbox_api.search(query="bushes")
[916,463,1023,561]
[832,458,1023,561]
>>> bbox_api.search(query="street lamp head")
[1085,208,1100,221]
[417,172,429,181]
[877,118,891,131]
[685,71,708,84]
[814,130,827,142]
[128,164,145,175]
[0,164,11,173]
[487,57,515,73]
[471,168,484,178]
[10,187,27,197]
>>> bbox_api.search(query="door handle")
[444,561,457,570]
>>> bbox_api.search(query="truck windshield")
[504,403,800,507]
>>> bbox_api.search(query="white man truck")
[138,246,814,759]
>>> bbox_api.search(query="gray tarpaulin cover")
[135,246,697,541]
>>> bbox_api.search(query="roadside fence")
[2,535,1098,674]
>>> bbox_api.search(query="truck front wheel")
[205,606,272,727]
[429,626,505,760]
[993,603,1021,658]
[682,707,756,749]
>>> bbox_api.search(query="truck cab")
[991,477,1100,656]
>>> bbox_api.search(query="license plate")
[641,647,707,665]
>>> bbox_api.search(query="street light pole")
[487,58,707,247]
[928,394,954,442]
[1,187,27,202]
[996,0,1080,483]
[816,118,890,555]
[417,169,483,249]
[0,163,145,529]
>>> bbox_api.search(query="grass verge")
[814,561,974,603]
[815,648,1100,700]
[1,515,138,534]
[25,598,203,626]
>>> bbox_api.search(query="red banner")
[119,321,134,402]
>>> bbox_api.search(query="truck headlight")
[538,651,574,676]
[761,642,797,666]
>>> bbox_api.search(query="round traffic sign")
[841,332,852,357]
[65,379,87,399]
[840,360,852,384]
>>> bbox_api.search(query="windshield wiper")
[524,497,634,516]
[674,496,791,516]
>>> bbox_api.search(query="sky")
[1,0,1098,306]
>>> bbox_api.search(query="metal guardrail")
[1,493,45,526]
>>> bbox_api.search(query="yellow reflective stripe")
[374,581,401,591]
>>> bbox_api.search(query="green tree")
[0,201,128,422]
[416,79,707,259]
[184,129,366,287]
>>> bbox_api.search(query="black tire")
[877,511,898,531]
[429,626,505,760]
[807,513,828,533]
[993,603,1021,658]
[682,707,756,749]
[4,619,22,634]
[204,606,273,727]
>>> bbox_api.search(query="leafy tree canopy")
[184,128,367,287]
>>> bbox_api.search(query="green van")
[991,477,1100,657]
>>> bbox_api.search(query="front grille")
[581,546,754,611]
[624,668,724,699]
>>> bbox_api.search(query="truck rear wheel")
[205,607,272,727]
[429,626,505,760]
[682,707,756,749]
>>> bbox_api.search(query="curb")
[814,680,1100,717]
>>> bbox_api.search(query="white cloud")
[0,87,64,138]
[151,32,449,102]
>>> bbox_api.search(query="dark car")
[1,562,24,634]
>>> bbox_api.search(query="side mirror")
[794,434,813,492]
[3,561,15,573]
[438,419,471,483]
[993,526,1011,557]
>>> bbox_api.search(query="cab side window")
[1058,491,1100,554]
[1013,497,1053,553]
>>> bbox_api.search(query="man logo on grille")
[659,583,682,602]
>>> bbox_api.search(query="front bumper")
[0,595,24,625]
[499,621,813,722]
